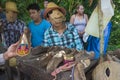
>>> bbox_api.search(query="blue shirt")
[43,22,83,51]
[28,19,51,47]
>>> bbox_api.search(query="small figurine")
[17,33,30,56]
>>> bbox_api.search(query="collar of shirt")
[5,19,18,24]
[49,23,73,35]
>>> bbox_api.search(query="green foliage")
[0,0,44,24]
[107,0,120,50]
[108,26,120,50]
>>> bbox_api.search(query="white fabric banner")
[85,5,114,37]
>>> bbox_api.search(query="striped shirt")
[43,23,83,51]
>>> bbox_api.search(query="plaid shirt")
[43,23,83,51]
[0,19,25,48]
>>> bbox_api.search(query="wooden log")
[92,61,120,80]
[74,63,86,80]
[112,56,120,63]
[16,46,98,80]
[46,51,64,73]
[107,49,120,59]
[85,60,99,80]
[113,49,120,59]
[106,54,113,61]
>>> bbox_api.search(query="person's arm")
[42,28,52,47]
[84,14,88,23]
[0,54,5,65]
[73,27,83,51]
[43,31,50,47]
[70,15,75,24]
[0,42,18,65]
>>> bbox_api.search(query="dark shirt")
[40,9,45,19]
[0,19,26,48]
[0,12,6,19]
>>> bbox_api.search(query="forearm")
[0,51,11,65]
[3,51,9,60]
[0,53,5,65]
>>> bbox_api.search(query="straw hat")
[5,1,18,13]
[44,2,66,19]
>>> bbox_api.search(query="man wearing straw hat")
[0,2,26,80]
[43,2,83,51]
[0,1,26,48]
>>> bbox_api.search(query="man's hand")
[3,42,19,60]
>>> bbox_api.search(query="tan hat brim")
[44,7,66,19]
[5,8,19,13]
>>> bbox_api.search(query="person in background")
[70,4,88,38]
[0,1,26,48]
[40,0,49,19]
[43,2,83,51]
[0,42,18,65]
[27,3,51,48]
[0,2,6,46]
[0,2,6,19]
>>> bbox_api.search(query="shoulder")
[17,19,25,23]
[66,22,76,31]
[44,27,52,37]
[0,19,7,23]
[45,26,52,32]
[70,15,76,23]
[28,20,33,24]
[71,14,76,19]
[40,9,44,13]
[42,19,51,27]
[84,14,88,19]
[83,14,88,22]
[28,21,34,29]
[42,19,50,23]
[0,19,8,28]
[16,19,26,26]
[66,22,79,35]
[28,21,34,26]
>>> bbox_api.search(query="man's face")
[6,10,17,22]
[29,9,40,21]
[48,9,66,26]
[44,1,48,8]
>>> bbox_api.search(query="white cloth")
[83,33,89,42]
[0,53,5,65]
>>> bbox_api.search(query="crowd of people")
[0,0,111,67]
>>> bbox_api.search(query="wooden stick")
[98,0,104,62]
